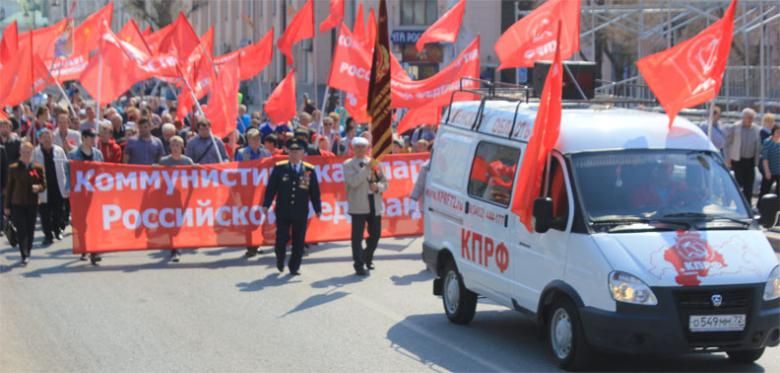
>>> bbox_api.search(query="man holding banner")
[262,139,322,276]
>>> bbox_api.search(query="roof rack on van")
[445,78,532,136]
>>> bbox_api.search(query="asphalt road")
[1,228,779,372]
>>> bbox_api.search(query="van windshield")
[571,150,751,225]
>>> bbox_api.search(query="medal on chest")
[299,169,311,190]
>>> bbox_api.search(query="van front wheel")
[546,298,592,371]
[442,260,477,324]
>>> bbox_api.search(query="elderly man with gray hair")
[343,136,387,275]
[725,107,762,201]
[161,123,177,155]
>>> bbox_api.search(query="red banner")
[69,154,428,253]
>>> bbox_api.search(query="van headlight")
[609,271,658,306]
[763,265,780,301]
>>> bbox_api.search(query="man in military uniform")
[262,139,322,275]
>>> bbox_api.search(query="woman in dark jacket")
[4,141,46,266]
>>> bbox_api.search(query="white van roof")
[443,101,717,154]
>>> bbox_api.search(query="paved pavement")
[2,228,779,372]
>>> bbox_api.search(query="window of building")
[468,142,521,207]
[400,0,438,25]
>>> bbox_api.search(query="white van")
[422,99,780,370]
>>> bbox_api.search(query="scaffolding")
[517,0,780,114]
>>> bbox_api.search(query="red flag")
[344,92,371,124]
[118,19,152,55]
[205,56,241,138]
[366,8,377,50]
[353,2,366,45]
[176,29,216,120]
[72,2,113,56]
[416,0,466,52]
[0,34,53,107]
[277,0,314,66]
[214,28,274,80]
[495,0,579,70]
[264,69,297,125]
[18,18,70,61]
[319,0,345,33]
[0,20,18,66]
[156,13,200,61]
[328,24,372,95]
[511,24,564,231]
[637,0,736,127]
[79,22,151,105]
[397,104,442,135]
[141,26,152,37]
[391,37,480,109]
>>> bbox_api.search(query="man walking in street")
[158,136,194,263]
[344,137,387,275]
[725,108,762,202]
[185,119,229,164]
[124,118,165,165]
[262,139,322,276]
[34,130,69,246]
[69,129,104,265]
[236,129,271,258]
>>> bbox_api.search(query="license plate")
[689,314,746,332]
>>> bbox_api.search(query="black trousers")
[760,175,780,199]
[11,204,37,259]
[275,218,307,272]
[733,158,756,202]
[39,196,63,240]
[61,198,70,229]
[350,214,382,269]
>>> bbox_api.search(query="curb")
[765,229,780,253]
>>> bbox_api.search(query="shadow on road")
[236,272,299,292]
[282,289,350,317]
[310,273,367,289]
[387,311,768,372]
[390,269,433,286]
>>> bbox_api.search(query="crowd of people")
[0,91,437,269]
[700,106,779,204]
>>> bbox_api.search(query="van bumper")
[579,284,780,355]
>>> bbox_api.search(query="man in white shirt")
[53,113,81,156]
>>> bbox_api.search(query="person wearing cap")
[69,129,105,265]
[33,129,69,246]
[294,128,319,156]
[343,136,387,275]
[262,139,322,275]
[725,108,762,201]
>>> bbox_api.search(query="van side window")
[546,157,569,230]
[467,142,521,207]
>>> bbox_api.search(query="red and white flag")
[416,0,466,52]
[637,0,736,127]
[511,23,564,231]
[495,0,579,70]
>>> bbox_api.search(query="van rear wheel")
[727,348,764,364]
[442,260,477,324]
[546,298,592,371]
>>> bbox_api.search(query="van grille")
[673,287,753,346]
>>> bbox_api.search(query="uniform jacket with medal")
[263,160,322,221]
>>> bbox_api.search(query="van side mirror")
[757,194,779,228]
[533,197,554,234]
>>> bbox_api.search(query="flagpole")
[96,36,104,120]
[178,70,223,163]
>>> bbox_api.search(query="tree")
[123,0,207,31]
